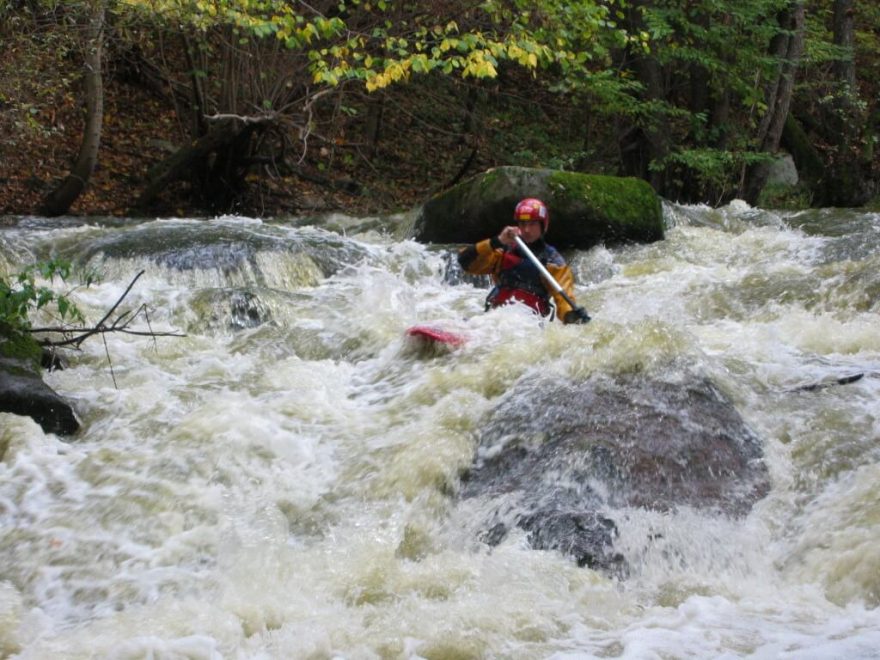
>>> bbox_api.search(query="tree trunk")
[822,0,870,205]
[832,0,856,90]
[634,55,670,194]
[782,114,823,192]
[39,0,106,216]
[709,89,731,150]
[618,2,670,195]
[364,92,385,158]
[181,33,209,138]
[742,1,805,203]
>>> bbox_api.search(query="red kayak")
[405,325,466,347]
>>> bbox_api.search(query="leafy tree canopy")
[117,0,639,90]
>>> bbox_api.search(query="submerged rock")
[459,372,770,573]
[62,221,372,284]
[412,166,664,248]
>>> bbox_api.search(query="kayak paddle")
[513,235,590,323]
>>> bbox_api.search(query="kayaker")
[457,197,591,324]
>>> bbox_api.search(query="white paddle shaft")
[513,235,577,309]
[513,235,590,322]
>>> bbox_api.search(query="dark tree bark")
[742,1,805,204]
[39,0,106,216]
[132,115,274,213]
[832,0,856,90]
[617,2,669,194]
[821,0,871,205]
[782,114,824,189]
[181,34,210,139]
[709,89,731,150]
[633,54,670,193]
[364,92,385,158]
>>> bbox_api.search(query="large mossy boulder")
[412,166,664,248]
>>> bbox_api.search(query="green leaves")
[117,0,628,93]
[0,259,86,336]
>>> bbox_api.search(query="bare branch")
[102,331,118,389]
[91,270,145,332]
[204,112,276,125]
[36,328,186,348]
[28,270,186,349]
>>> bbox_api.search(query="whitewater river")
[1,201,879,658]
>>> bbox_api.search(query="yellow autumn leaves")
[359,32,549,92]
[116,0,601,93]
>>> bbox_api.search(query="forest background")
[1,0,878,221]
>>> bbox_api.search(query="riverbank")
[0,27,507,220]
[3,15,878,221]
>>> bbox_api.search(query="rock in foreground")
[459,372,770,573]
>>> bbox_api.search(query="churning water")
[1,201,879,658]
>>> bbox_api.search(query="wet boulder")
[61,221,373,285]
[411,166,664,248]
[459,373,770,573]
[0,357,79,438]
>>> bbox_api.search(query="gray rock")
[459,372,769,573]
[63,222,372,281]
[766,153,799,187]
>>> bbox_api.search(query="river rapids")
[1,201,879,659]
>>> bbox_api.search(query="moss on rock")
[546,171,663,244]
[0,324,80,436]
[0,324,42,371]
[756,182,813,210]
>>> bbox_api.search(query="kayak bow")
[405,325,466,347]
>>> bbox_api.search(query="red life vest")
[487,286,551,316]
[485,246,553,315]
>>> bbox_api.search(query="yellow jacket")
[458,237,577,320]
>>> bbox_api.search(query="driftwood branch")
[204,112,276,125]
[787,372,872,392]
[28,270,187,349]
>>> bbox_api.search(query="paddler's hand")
[564,307,591,324]
[498,225,521,247]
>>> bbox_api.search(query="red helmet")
[514,198,549,233]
